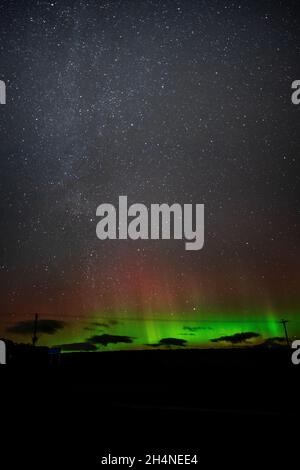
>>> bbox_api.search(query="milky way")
[0,0,300,349]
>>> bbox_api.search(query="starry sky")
[0,0,300,350]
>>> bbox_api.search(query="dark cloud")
[88,334,133,346]
[159,338,187,347]
[90,320,119,328]
[58,342,97,352]
[7,319,65,335]
[210,332,260,344]
[147,337,187,347]
[183,326,213,332]
[257,337,286,348]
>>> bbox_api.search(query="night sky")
[0,0,300,350]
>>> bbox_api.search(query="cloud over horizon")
[210,332,260,344]
[88,334,133,346]
[147,337,187,348]
[7,319,65,335]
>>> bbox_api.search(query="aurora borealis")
[1,0,300,351]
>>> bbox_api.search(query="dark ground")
[1,347,299,468]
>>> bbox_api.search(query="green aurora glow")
[32,309,300,352]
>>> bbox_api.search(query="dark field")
[1,347,299,467]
